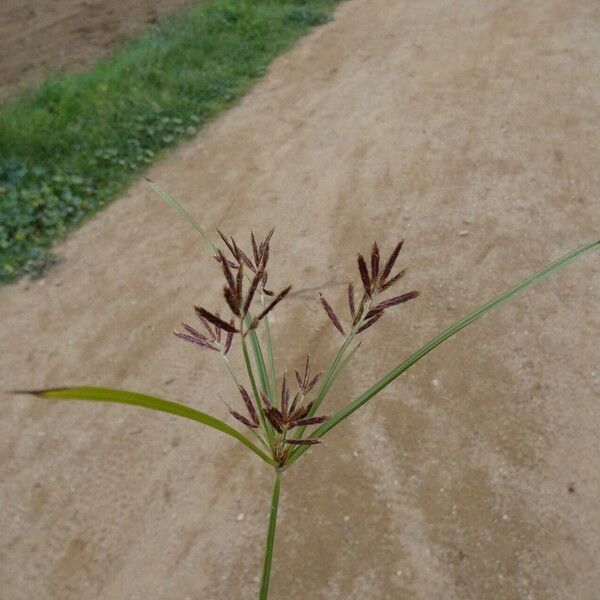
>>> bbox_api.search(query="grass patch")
[0,0,340,282]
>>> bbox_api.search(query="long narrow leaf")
[18,386,275,465]
[147,179,218,253]
[288,240,599,465]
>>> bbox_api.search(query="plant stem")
[259,469,281,600]
[242,336,274,446]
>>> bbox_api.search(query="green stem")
[245,314,272,399]
[242,336,274,446]
[259,469,281,600]
[259,292,278,398]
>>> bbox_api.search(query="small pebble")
[432,378,440,387]
[236,513,245,522]
[396,570,403,577]
[458,230,469,237]
[343,515,350,522]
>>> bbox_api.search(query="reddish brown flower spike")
[357,310,384,333]
[173,330,219,351]
[319,293,345,336]
[304,373,321,394]
[217,229,237,259]
[371,242,380,281]
[195,307,238,333]
[357,253,372,296]
[224,327,234,354]
[372,290,420,311]
[257,286,292,321]
[223,286,241,316]
[243,270,263,316]
[380,269,407,291]
[347,283,356,319]
[230,410,259,428]
[285,439,320,446]
[238,385,258,425]
[380,239,404,284]
[218,250,236,294]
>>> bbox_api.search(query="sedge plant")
[17,183,599,599]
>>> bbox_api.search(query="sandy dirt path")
[1,1,599,598]
[0,0,198,101]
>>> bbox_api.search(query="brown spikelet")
[295,369,304,390]
[347,283,356,319]
[380,269,407,291]
[371,242,380,281]
[213,314,222,342]
[261,272,274,296]
[181,322,210,342]
[259,228,275,261]
[195,307,238,333]
[357,253,372,296]
[319,293,345,335]
[265,407,284,433]
[235,243,256,273]
[217,229,236,258]
[280,373,288,415]
[173,331,219,351]
[289,391,301,414]
[235,260,244,298]
[291,400,313,422]
[223,286,241,316]
[196,314,217,340]
[260,391,272,408]
[224,326,234,354]
[285,438,320,446]
[243,269,263,316]
[214,254,238,269]
[257,285,292,320]
[380,240,404,283]
[218,250,236,293]
[238,385,259,425]
[230,410,259,428]
[251,231,260,264]
[260,243,270,270]
[357,310,384,333]
[372,290,420,311]
[304,372,321,394]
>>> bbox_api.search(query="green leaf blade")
[19,386,275,465]
[147,179,218,253]
[288,240,599,465]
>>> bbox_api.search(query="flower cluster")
[175,229,291,348]
[174,230,419,467]
[319,239,419,336]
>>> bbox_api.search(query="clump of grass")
[16,185,599,598]
[0,0,340,282]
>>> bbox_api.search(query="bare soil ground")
[0,0,198,101]
[1,1,599,598]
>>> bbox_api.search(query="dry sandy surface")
[0,0,198,102]
[1,1,599,598]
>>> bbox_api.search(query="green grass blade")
[147,179,218,253]
[288,240,599,465]
[18,386,275,465]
